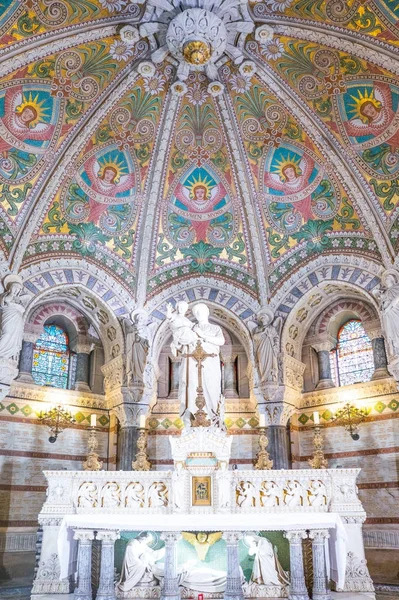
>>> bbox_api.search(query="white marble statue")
[166,301,224,427]
[245,534,289,586]
[379,270,399,357]
[122,309,151,385]
[118,532,228,594]
[251,308,282,385]
[0,275,30,361]
[117,533,165,592]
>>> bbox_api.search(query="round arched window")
[32,325,70,389]
[329,320,374,387]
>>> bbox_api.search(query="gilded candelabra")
[39,404,75,443]
[83,428,103,471]
[308,425,328,469]
[254,427,273,470]
[132,428,151,471]
[332,402,369,441]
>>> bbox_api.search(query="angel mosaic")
[262,144,339,233]
[335,81,399,176]
[62,147,138,235]
[166,165,236,247]
[0,84,61,181]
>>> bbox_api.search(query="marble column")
[309,530,330,600]
[74,529,94,600]
[315,350,334,390]
[284,530,309,600]
[96,530,120,600]
[18,340,34,382]
[223,532,244,600]
[161,532,181,600]
[371,337,389,379]
[117,425,139,470]
[223,356,238,398]
[169,357,180,397]
[268,425,290,469]
[75,349,91,391]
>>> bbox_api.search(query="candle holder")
[308,425,328,469]
[254,427,273,470]
[132,427,151,471]
[83,428,103,471]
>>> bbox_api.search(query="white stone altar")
[32,426,374,600]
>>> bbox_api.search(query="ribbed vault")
[1,0,398,308]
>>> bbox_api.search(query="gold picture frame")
[192,476,212,506]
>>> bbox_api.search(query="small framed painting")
[192,476,212,506]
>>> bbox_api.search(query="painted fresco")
[0,82,62,182]
[148,72,256,296]
[252,0,399,45]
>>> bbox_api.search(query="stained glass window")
[32,325,70,389]
[329,320,374,387]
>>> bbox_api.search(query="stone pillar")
[161,532,181,600]
[371,337,389,379]
[222,354,238,398]
[18,340,35,382]
[284,530,309,600]
[169,357,180,397]
[223,532,244,600]
[96,530,120,600]
[309,530,330,600]
[315,349,334,390]
[267,425,290,469]
[117,425,139,470]
[74,529,94,600]
[74,344,92,391]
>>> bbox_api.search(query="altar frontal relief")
[115,530,289,598]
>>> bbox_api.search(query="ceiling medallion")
[120,0,255,87]
[183,40,212,66]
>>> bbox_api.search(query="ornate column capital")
[161,532,181,544]
[96,530,120,543]
[23,323,43,344]
[73,529,95,542]
[284,530,308,543]
[222,531,242,544]
[308,529,330,543]
[258,402,295,426]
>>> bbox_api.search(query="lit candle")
[90,414,96,428]
[139,414,146,429]
[313,411,320,425]
[259,414,266,428]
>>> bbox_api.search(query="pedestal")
[284,530,309,600]
[75,351,91,391]
[17,340,34,382]
[223,532,244,600]
[96,530,120,600]
[161,532,181,600]
[309,530,331,600]
[74,529,95,600]
[371,337,389,379]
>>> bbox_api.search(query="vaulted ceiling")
[1,0,399,311]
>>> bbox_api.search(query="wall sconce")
[332,402,369,441]
[39,404,76,443]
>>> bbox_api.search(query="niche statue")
[252,308,282,385]
[0,274,30,361]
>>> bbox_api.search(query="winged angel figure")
[182,532,223,561]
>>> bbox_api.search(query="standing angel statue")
[251,308,282,385]
[0,274,30,361]
[378,270,399,358]
[122,309,151,386]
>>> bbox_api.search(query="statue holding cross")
[166,302,225,428]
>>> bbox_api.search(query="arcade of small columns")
[72,528,330,600]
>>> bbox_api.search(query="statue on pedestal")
[251,308,282,385]
[122,309,151,386]
[0,274,30,362]
[379,270,399,357]
[166,301,224,427]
